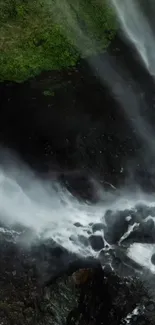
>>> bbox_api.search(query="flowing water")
[1,0,155,284]
[110,0,155,76]
[1,152,155,278]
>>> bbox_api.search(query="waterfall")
[110,0,155,76]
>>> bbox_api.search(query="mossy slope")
[0,0,117,82]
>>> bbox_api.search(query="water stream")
[110,0,155,76]
[1,0,155,281]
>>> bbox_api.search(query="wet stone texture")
[0,224,154,325]
[103,204,155,245]
[0,232,80,325]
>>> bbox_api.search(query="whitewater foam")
[127,243,155,274]
[0,164,104,255]
[0,157,155,267]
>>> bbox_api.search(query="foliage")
[53,0,117,56]
[43,89,55,96]
[0,0,117,82]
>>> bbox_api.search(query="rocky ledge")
[0,203,155,325]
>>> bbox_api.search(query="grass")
[0,0,117,82]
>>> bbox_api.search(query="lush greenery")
[0,0,117,82]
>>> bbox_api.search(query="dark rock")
[59,171,98,202]
[0,221,155,325]
[104,210,129,244]
[122,219,155,244]
[98,246,144,278]
[78,235,89,247]
[135,204,151,219]
[143,219,154,231]
[67,267,154,325]
[114,247,143,274]
[89,235,104,251]
[74,222,83,228]
[104,209,113,225]
[151,253,155,265]
[92,222,104,233]
[146,303,155,312]
[149,207,155,218]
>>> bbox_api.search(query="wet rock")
[74,222,83,228]
[114,247,143,274]
[72,268,93,285]
[103,204,155,246]
[89,222,93,226]
[104,206,155,245]
[135,204,152,220]
[122,219,155,244]
[98,249,114,270]
[111,256,136,277]
[151,253,155,265]
[130,205,155,225]
[89,235,104,251]
[143,219,154,231]
[104,209,113,225]
[59,171,97,202]
[149,207,155,218]
[67,267,154,325]
[0,225,155,325]
[104,210,129,244]
[92,223,104,233]
[99,245,144,278]
[146,303,155,312]
[78,235,89,247]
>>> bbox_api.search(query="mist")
[46,0,155,163]
[1,0,155,280]
[0,150,104,255]
[110,0,155,76]
[0,148,155,269]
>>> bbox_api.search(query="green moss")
[0,0,117,82]
[53,0,117,56]
[43,89,55,96]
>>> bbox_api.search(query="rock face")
[0,229,79,325]
[68,269,155,325]
[0,219,155,325]
[89,234,105,251]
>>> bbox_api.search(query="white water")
[0,154,155,275]
[128,243,155,274]
[110,0,155,76]
[1,1,155,278]
[50,0,155,156]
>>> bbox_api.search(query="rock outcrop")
[0,219,155,325]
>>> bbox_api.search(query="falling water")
[1,0,155,282]
[0,151,155,278]
[110,0,155,76]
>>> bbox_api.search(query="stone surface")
[0,216,154,325]
[151,253,155,265]
[89,235,104,251]
[66,268,155,325]
[92,223,105,233]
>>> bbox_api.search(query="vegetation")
[0,0,117,82]
[43,89,55,96]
